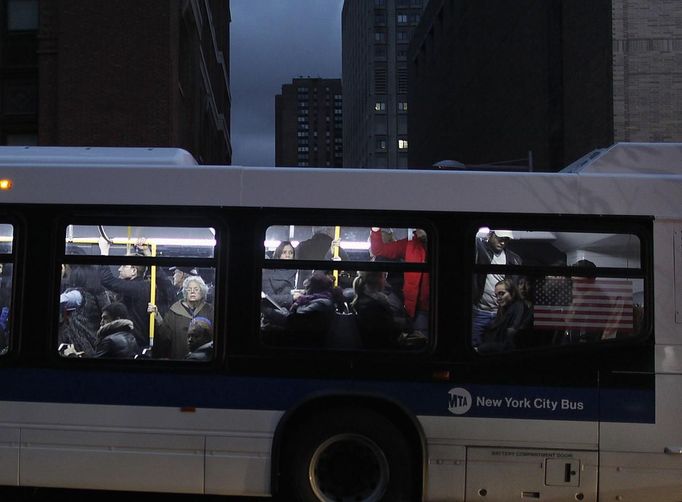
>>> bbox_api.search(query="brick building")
[275,78,343,167]
[408,0,682,171]
[1,0,231,164]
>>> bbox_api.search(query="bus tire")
[282,407,416,502]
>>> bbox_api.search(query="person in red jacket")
[369,227,429,337]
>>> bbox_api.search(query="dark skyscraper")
[342,0,424,169]
[275,77,343,167]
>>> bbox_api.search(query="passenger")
[478,279,530,353]
[515,276,540,347]
[94,302,140,358]
[295,227,350,288]
[267,271,336,346]
[98,237,151,349]
[369,227,429,337]
[262,240,299,309]
[0,263,11,354]
[149,275,214,359]
[351,271,409,349]
[168,266,199,302]
[472,230,522,347]
[185,316,214,361]
[58,288,100,356]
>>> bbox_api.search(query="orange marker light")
[0,179,12,190]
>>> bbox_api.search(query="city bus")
[0,143,680,501]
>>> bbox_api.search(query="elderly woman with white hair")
[148,275,214,359]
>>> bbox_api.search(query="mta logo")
[448,387,472,415]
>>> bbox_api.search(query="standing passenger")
[471,230,522,347]
[149,276,214,359]
[94,302,140,358]
[369,227,429,337]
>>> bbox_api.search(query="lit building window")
[398,102,408,112]
[398,139,408,150]
[375,102,386,112]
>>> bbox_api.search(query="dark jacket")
[479,300,530,353]
[353,292,404,349]
[99,266,150,348]
[295,233,350,288]
[472,238,523,306]
[153,300,214,359]
[186,341,213,361]
[262,268,297,309]
[94,319,140,358]
[369,230,428,318]
[58,288,100,356]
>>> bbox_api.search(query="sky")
[230,1,345,166]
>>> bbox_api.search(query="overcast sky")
[230,1,344,166]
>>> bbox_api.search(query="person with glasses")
[148,275,214,359]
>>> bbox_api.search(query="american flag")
[533,277,634,332]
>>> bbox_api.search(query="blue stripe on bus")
[0,368,654,423]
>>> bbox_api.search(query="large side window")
[0,224,13,356]
[59,224,217,361]
[471,226,645,353]
[261,224,430,351]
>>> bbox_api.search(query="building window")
[374,0,385,6]
[397,14,408,24]
[397,31,409,42]
[374,102,386,112]
[398,102,408,112]
[398,139,408,150]
[377,138,387,150]
[374,31,386,43]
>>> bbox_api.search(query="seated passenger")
[265,271,336,346]
[478,279,531,353]
[148,275,214,359]
[351,271,407,349]
[185,316,213,361]
[262,240,299,309]
[94,302,140,358]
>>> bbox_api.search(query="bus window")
[59,224,217,361]
[0,224,13,356]
[472,227,645,353]
[261,224,430,351]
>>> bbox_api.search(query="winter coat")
[153,301,214,359]
[94,319,140,359]
[262,268,297,309]
[99,266,150,348]
[58,288,101,356]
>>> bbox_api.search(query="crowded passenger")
[351,270,410,349]
[185,316,214,361]
[472,230,522,347]
[295,227,350,288]
[98,238,150,349]
[94,302,140,358]
[262,240,299,309]
[149,275,214,359]
[369,227,429,337]
[264,270,337,347]
[58,288,100,356]
[478,279,531,353]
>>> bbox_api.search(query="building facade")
[275,78,343,167]
[0,0,231,164]
[342,0,424,169]
[408,0,682,171]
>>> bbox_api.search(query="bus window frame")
[53,212,224,366]
[466,215,653,357]
[0,213,17,359]
[257,215,436,354]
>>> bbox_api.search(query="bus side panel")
[205,435,273,497]
[0,427,19,485]
[599,220,682,499]
[19,428,204,493]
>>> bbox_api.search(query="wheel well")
[271,394,425,497]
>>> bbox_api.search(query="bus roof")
[0,144,680,219]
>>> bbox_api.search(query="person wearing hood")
[94,302,140,358]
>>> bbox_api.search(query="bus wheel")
[283,408,415,502]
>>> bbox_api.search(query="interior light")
[0,179,12,190]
